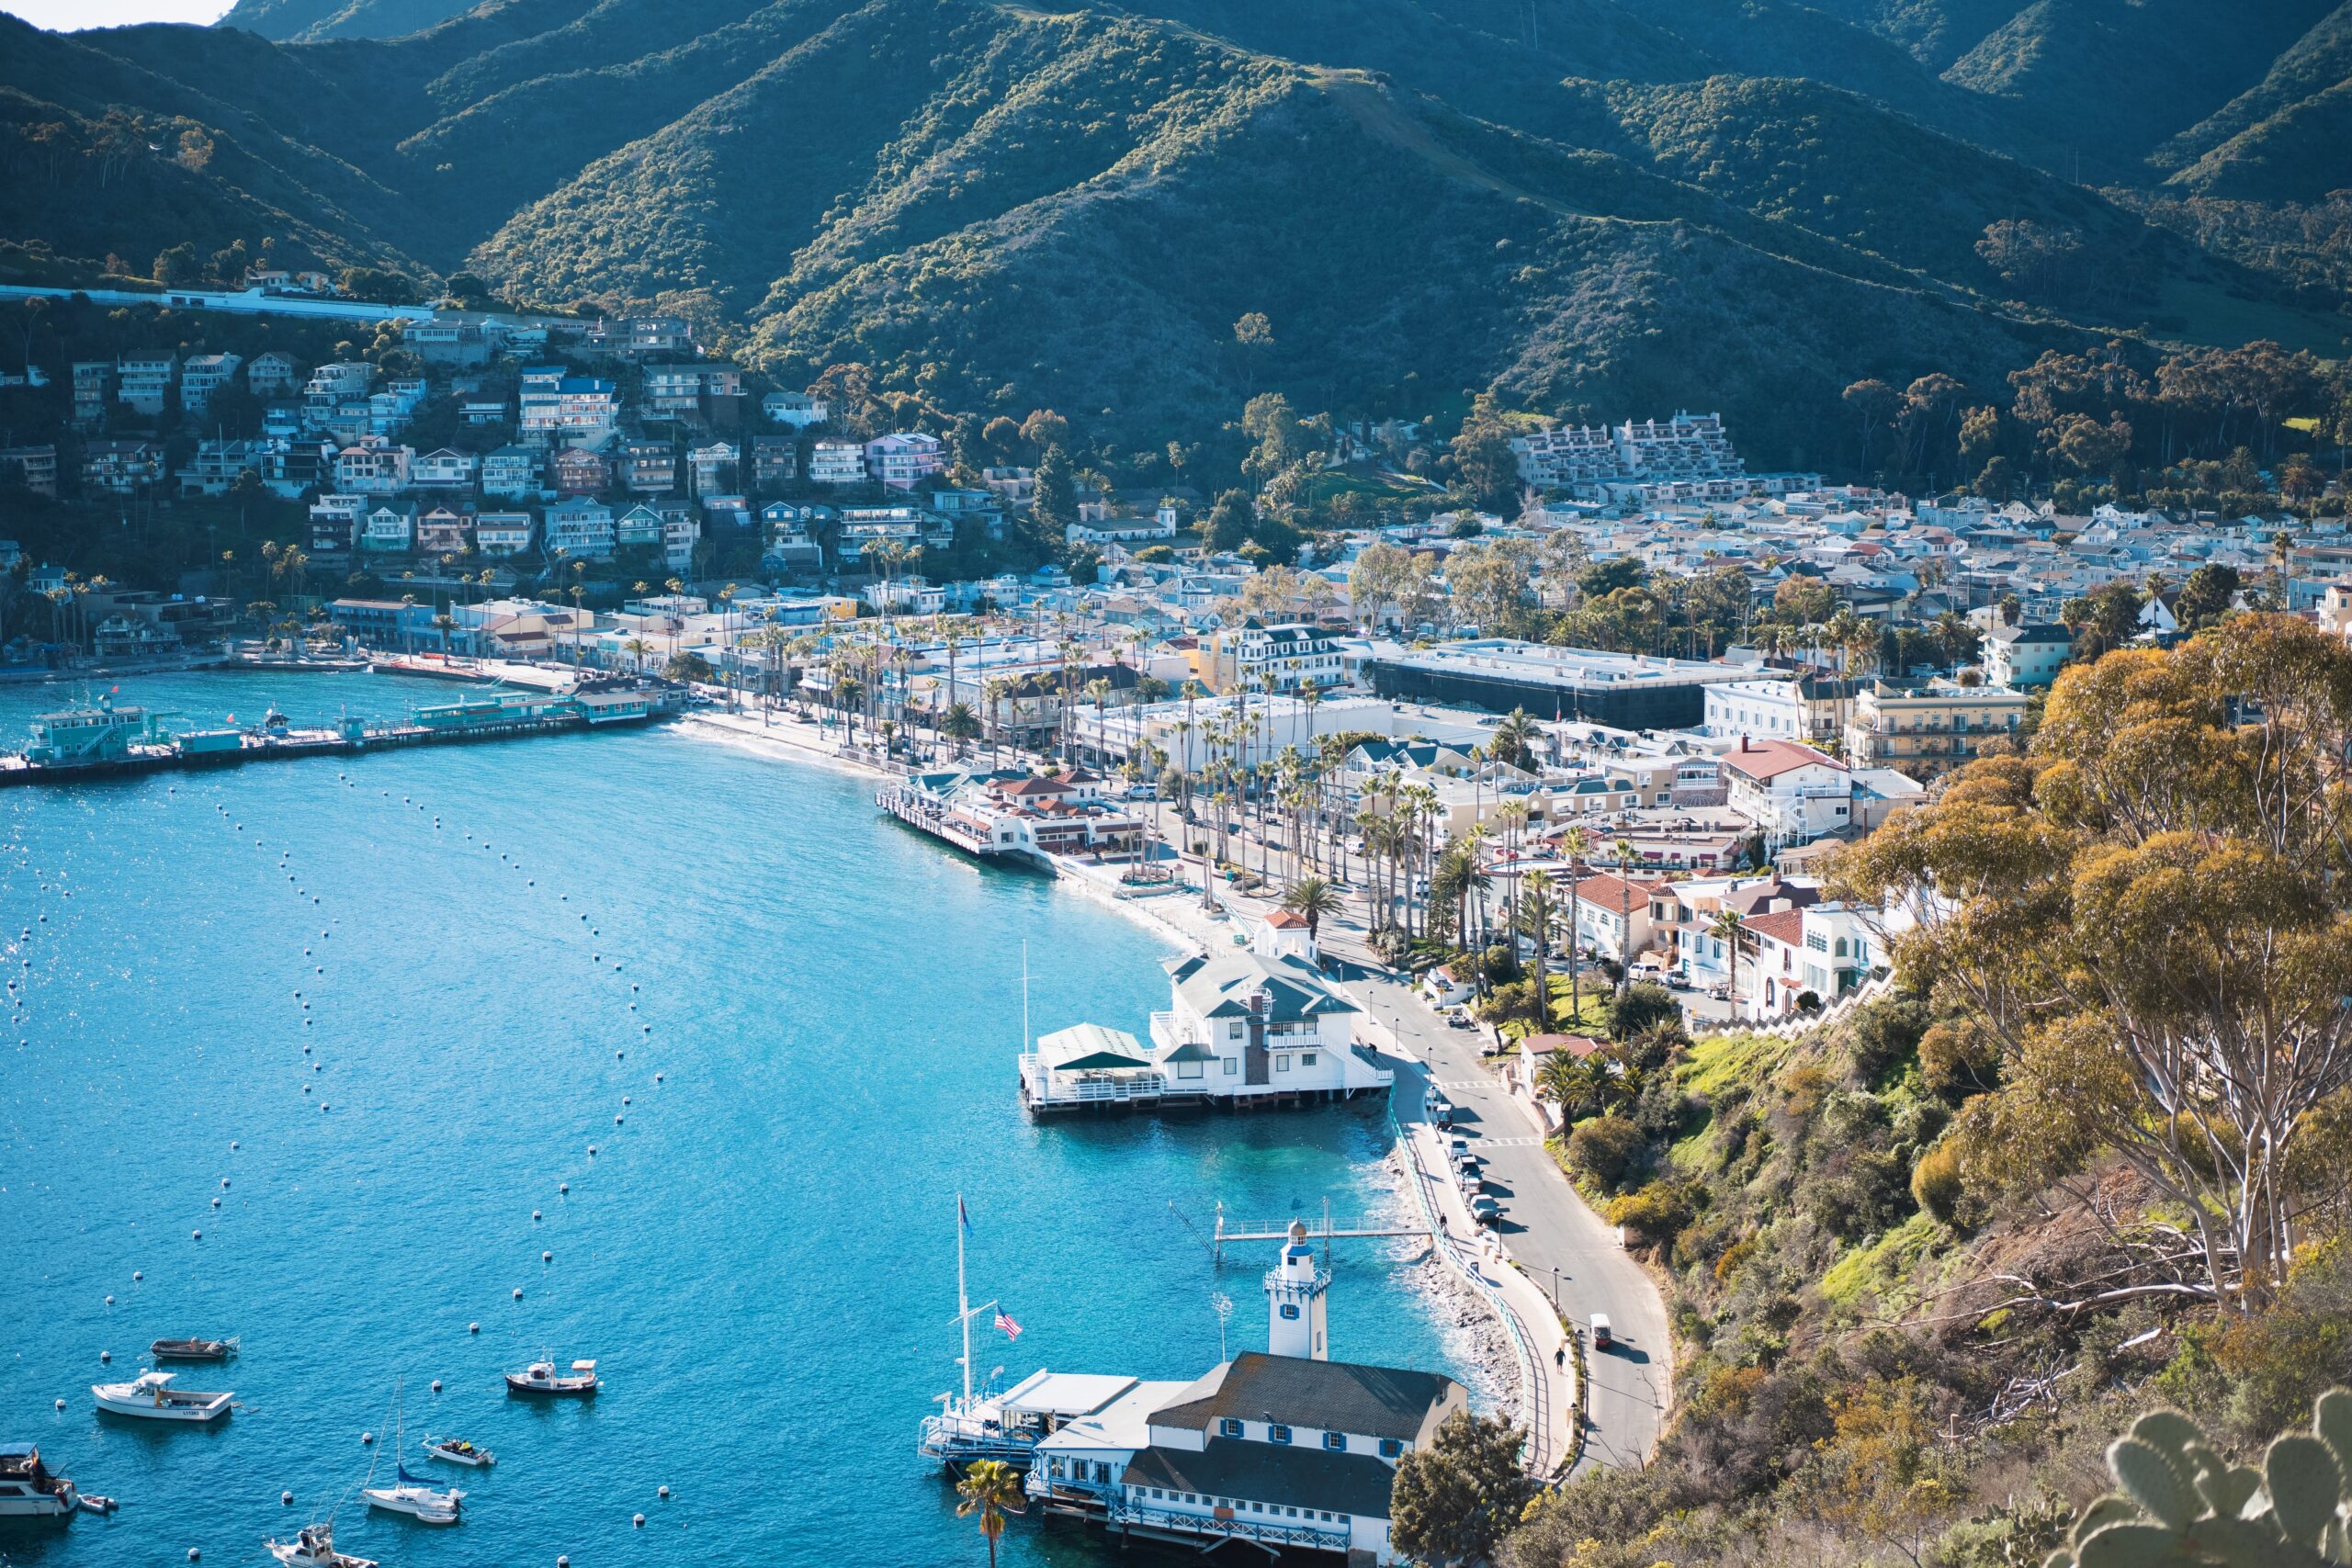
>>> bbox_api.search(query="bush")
[1607,1179,1696,1241]
[1849,996,1930,1083]
[1567,1114,1645,1191]
[1910,1141,1964,1224]
[1607,981,1679,1042]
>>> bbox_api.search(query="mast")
[957,1190,972,1409]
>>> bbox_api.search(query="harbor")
[0,667,1472,1568]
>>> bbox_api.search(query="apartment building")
[1843,679,2028,780]
[809,441,866,485]
[1983,623,2073,689]
[115,353,177,416]
[179,353,243,415]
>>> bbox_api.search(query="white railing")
[1114,1500,1350,1552]
[1021,1055,1170,1105]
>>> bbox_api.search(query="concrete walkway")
[1205,883,1674,1476]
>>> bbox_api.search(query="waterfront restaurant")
[1022,951,1392,1114]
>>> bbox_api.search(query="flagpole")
[957,1190,972,1410]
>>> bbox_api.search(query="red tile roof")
[1722,739,1845,783]
[1743,908,1807,946]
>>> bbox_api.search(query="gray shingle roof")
[1124,1439,1398,1518]
[1163,953,1360,1023]
[1149,1353,1461,1443]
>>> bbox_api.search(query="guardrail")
[1387,1112,1548,1475]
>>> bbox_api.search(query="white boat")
[420,1436,494,1468]
[364,1465,464,1524]
[363,1379,463,1523]
[266,1521,378,1568]
[93,1370,233,1422]
[504,1359,598,1397]
[0,1442,77,1517]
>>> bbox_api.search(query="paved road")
[1351,970,1671,1473]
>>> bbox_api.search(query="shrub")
[1567,1114,1645,1191]
[1607,981,1679,1042]
[1910,1141,1964,1224]
[1849,995,1930,1083]
[1607,1179,1696,1241]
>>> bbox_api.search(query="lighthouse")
[1264,1219,1330,1360]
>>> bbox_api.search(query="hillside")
[2157,3,2352,202]
[0,0,2342,461]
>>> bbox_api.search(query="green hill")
[0,0,2342,460]
[2157,3,2352,202]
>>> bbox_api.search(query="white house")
[360,502,416,554]
[1983,622,2072,688]
[808,441,866,485]
[1719,737,1850,845]
[864,431,944,491]
[475,512,534,556]
[762,390,828,428]
[1022,951,1387,1111]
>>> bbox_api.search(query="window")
[1176,1060,1204,1079]
[1275,1054,1291,1073]
[1322,1430,1346,1451]
[1300,1052,1317,1067]
[1269,1424,1293,1444]
[1379,1438,1404,1458]
[1280,1303,1299,1319]
[1220,1418,1243,1438]
[1228,1021,1245,1039]
[1223,1057,1238,1075]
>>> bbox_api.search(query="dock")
[0,685,673,788]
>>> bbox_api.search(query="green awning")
[1036,1022,1151,1072]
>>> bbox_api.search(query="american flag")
[994,1309,1023,1341]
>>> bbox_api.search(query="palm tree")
[1535,1046,1603,1122]
[1613,834,1640,992]
[1707,906,1745,1002]
[942,701,981,756]
[1282,875,1343,941]
[1489,706,1540,771]
[955,1458,1025,1568]
[1556,825,1591,1028]
[1520,869,1557,1032]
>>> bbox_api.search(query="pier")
[0,685,672,788]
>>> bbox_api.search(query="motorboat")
[0,1443,77,1517]
[266,1522,378,1568]
[150,1336,239,1362]
[364,1465,464,1525]
[420,1436,494,1468]
[504,1359,598,1397]
[93,1370,233,1422]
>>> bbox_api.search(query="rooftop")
[1150,1352,1461,1443]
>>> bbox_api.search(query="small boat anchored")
[0,1442,78,1517]
[93,1370,233,1422]
[364,1379,464,1524]
[150,1336,239,1362]
[266,1521,378,1568]
[364,1465,464,1525]
[504,1359,598,1397]
[420,1436,494,1468]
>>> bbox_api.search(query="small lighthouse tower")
[1264,1219,1330,1360]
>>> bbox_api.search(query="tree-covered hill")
[0,0,2343,460]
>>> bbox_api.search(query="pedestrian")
[1555,1344,1565,1368]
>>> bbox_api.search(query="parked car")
[1449,1136,1469,1162]
[1590,1314,1612,1350]
[1470,1195,1501,1225]
[1446,1011,1476,1030]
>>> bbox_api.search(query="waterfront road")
[1356,969,1672,1474]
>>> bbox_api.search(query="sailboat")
[363,1381,464,1525]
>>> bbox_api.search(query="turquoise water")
[0,671,1459,1568]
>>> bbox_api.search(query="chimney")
[1740,734,1750,751]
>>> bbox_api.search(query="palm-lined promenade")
[681,666,1674,1474]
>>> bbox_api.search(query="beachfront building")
[1019,949,1389,1112]
[1363,640,1726,728]
[1719,737,1849,846]
[1024,1241,1468,1565]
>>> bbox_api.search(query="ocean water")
[0,671,1463,1568]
